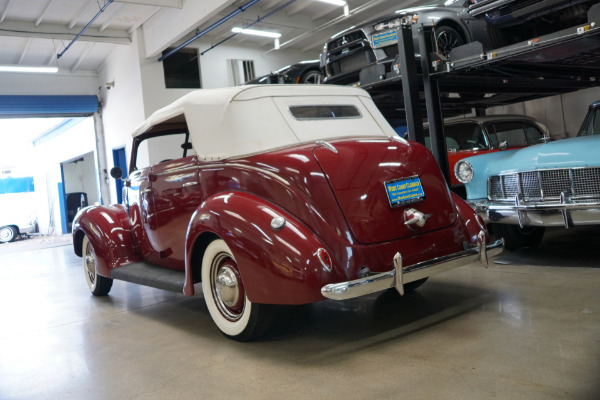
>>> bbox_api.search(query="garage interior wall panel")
[31,118,96,235]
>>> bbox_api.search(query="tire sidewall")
[82,235,98,292]
[201,239,252,338]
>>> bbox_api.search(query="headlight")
[455,160,474,183]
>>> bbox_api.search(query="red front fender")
[183,191,346,304]
[72,205,139,278]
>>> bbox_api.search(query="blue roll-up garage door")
[0,95,98,117]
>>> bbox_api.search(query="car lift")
[356,3,600,185]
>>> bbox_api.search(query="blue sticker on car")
[385,176,425,207]
[372,30,398,49]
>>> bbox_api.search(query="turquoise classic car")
[454,100,600,249]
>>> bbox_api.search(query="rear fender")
[184,191,344,304]
[72,205,139,278]
[451,192,488,244]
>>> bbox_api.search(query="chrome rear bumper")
[321,231,504,300]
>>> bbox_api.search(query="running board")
[110,262,185,293]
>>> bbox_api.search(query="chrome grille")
[573,168,600,195]
[520,171,540,199]
[540,169,570,197]
[488,167,600,201]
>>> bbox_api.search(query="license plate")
[372,29,398,49]
[384,176,425,207]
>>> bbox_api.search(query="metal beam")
[0,0,14,23]
[285,0,313,16]
[68,3,91,30]
[114,0,182,7]
[0,20,131,44]
[58,0,115,59]
[100,4,128,32]
[70,42,94,73]
[35,0,57,27]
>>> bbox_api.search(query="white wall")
[138,36,317,117]
[98,32,146,203]
[0,72,98,96]
[62,152,98,205]
[487,87,600,139]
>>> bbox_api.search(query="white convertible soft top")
[132,85,402,160]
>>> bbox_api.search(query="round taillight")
[316,248,332,272]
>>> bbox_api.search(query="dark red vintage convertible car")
[73,85,502,340]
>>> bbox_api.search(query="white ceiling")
[0,0,426,74]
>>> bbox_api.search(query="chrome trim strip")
[470,198,600,228]
[321,232,503,300]
[316,140,338,154]
[153,165,198,177]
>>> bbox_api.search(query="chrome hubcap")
[0,228,11,241]
[216,266,239,307]
[85,243,96,284]
[212,254,245,321]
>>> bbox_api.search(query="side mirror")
[499,141,508,150]
[110,166,123,179]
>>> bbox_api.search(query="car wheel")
[201,239,274,341]
[435,25,465,58]
[0,225,18,243]
[82,234,113,296]
[300,69,323,84]
[491,224,545,250]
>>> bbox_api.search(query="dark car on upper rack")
[321,0,494,86]
[468,0,598,47]
[244,60,323,85]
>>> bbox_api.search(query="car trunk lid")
[313,138,457,244]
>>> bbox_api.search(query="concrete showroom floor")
[0,226,598,400]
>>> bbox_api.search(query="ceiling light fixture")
[317,0,347,6]
[231,27,281,38]
[0,66,58,74]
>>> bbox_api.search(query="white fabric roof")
[132,85,402,160]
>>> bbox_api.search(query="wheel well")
[436,19,468,43]
[73,230,85,257]
[190,232,220,283]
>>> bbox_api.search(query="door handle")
[142,188,152,194]
[183,182,198,187]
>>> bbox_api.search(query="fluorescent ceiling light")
[317,0,347,6]
[231,27,281,38]
[0,66,58,74]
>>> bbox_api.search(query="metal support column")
[93,108,111,205]
[416,25,450,184]
[396,25,423,144]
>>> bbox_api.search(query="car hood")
[463,135,600,199]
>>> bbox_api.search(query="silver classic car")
[455,100,600,249]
